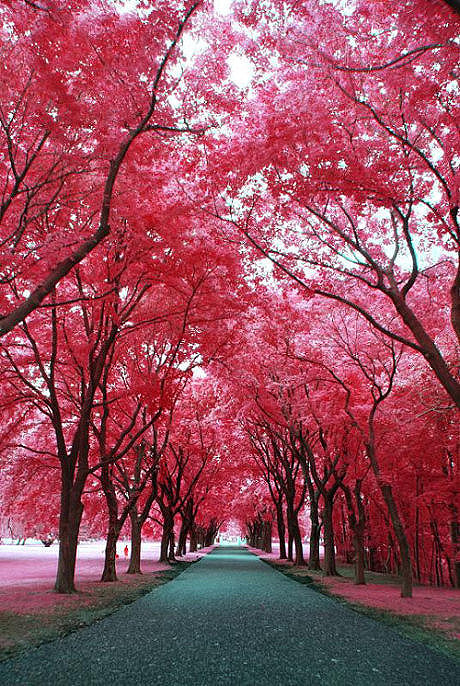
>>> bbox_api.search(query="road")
[1,546,459,685]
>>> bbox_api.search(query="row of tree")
[230,298,458,597]
[0,1,458,597]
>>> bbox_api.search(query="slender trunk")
[367,414,413,598]
[276,502,287,559]
[287,502,304,566]
[390,289,460,407]
[415,474,421,583]
[308,498,321,570]
[168,529,176,561]
[127,509,142,574]
[380,483,413,597]
[449,505,460,588]
[342,481,366,584]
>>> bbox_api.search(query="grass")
[262,558,460,662]
[0,562,191,663]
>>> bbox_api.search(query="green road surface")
[1,546,459,685]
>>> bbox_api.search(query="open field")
[0,540,213,661]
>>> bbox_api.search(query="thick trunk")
[101,463,122,582]
[101,524,119,582]
[55,473,84,594]
[293,524,304,566]
[263,520,272,553]
[322,496,338,576]
[353,525,366,585]
[189,524,198,552]
[127,510,142,574]
[176,520,189,557]
[160,529,170,562]
[205,519,218,547]
[287,530,294,561]
[160,512,174,562]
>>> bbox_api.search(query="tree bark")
[322,495,338,576]
[189,524,198,552]
[308,497,321,571]
[54,470,84,594]
[380,483,413,597]
[276,502,287,559]
[127,508,142,574]
[160,508,175,562]
[101,525,119,582]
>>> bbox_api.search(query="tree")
[206,0,460,406]
[0,1,203,336]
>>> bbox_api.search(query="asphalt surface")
[1,546,459,685]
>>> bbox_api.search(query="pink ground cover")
[0,541,214,614]
[251,546,460,640]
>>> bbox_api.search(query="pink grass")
[251,545,460,640]
[0,540,213,614]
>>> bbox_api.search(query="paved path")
[1,547,459,685]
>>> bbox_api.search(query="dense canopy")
[0,0,458,598]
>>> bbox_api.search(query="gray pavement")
[0,546,459,685]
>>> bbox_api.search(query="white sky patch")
[182,32,208,61]
[192,366,207,379]
[214,0,233,16]
[228,53,254,88]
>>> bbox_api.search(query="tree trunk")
[449,505,460,588]
[160,510,174,562]
[168,529,176,561]
[101,524,119,582]
[353,524,366,585]
[160,529,170,562]
[276,502,287,559]
[176,519,189,557]
[55,475,84,594]
[101,463,123,582]
[263,520,272,553]
[415,474,421,583]
[189,524,198,552]
[380,483,413,597]
[322,496,338,576]
[308,498,321,570]
[342,480,366,584]
[127,509,142,574]
[287,503,304,566]
[293,523,304,566]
